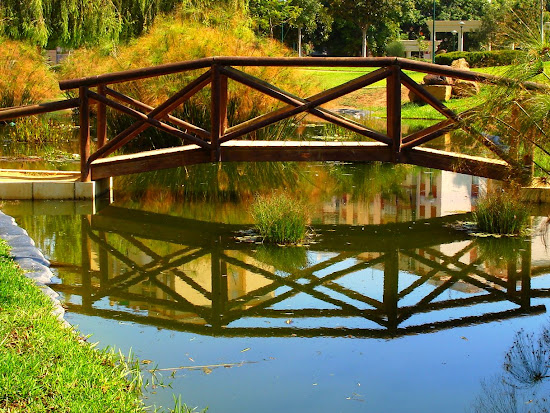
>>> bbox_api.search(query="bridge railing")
[1,57,543,182]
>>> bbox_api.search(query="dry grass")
[0,39,60,106]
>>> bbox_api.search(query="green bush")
[251,192,308,244]
[386,41,405,57]
[473,191,530,235]
[435,50,524,68]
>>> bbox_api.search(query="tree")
[248,0,300,38]
[288,0,331,56]
[329,0,400,57]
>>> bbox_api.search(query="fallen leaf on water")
[241,347,250,352]
[141,360,153,365]
[202,367,213,375]
[461,336,468,341]
[285,319,293,324]
[188,357,195,362]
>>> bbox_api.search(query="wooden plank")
[105,87,210,140]
[402,146,512,180]
[79,87,90,182]
[90,140,511,181]
[91,144,211,180]
[0,98,79,121]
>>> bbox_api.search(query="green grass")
[297,67,426,90]
[0,240,145,412]
[251,192,308,244]
[473,191,530,235]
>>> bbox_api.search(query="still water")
[5,162,550,412]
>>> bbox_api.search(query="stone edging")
[0,211,69,327]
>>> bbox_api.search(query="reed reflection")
[52,206,550,339]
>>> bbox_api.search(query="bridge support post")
[387,65,402,163]
[96,84,107,149]
[79,86,91,182]
[211,65,228,162]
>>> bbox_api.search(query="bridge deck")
[90,140,511,180]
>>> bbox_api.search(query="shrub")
[435,50,524,68]
[386,41,405,58]
[251,192,308,244]
[473,191,530,235]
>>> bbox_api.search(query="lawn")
[0,240,147,413]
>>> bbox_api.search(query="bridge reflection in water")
[55,206,549,339]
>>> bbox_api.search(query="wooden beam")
[401,118,456,149]
[88,70,212,163]
[90,141,392,180]
[58,56,547,92]
[79,87,90,182]
[90,140,511,181]
[402,146,512,180]
[387,65,402,161]
[400,71,458,121]
[221,68,392,143]
[221,66,392,144]
[87,90,210,149]
[96,84,107,148]
[104,87,210,140]
[0,98,79,122]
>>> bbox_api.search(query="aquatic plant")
[251,192,308,244]
[473,190,530,235]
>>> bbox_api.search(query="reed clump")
[473,191,530,235]
[0,39,60,107]
[251,192,308,244]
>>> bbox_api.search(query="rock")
[453,79,481,97]
[450,58,480,97]
[409,85,453,103]
[451,58,470,70]
[423,74,453,86]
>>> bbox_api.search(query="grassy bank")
[0,240,146,412]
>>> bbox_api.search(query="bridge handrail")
[57,56,547,91]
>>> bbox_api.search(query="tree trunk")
[361,26,368,57]
[298,26,302,57]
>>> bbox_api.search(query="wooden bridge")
[0,57,542,183]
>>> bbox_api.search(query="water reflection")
[49,205,550,339]
[113,162,487,225]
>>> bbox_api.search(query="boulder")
[409,85,453,103]
[452,79,481,97]
[450,58,480,97]
[423,74,453,86]
[451,58,470,70]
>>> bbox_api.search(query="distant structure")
[400,40,443,59]
[425,20,482,52]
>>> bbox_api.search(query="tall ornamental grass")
[251,193,308,244]
[473,191,530,235]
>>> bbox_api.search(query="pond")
[4,161,550,412]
